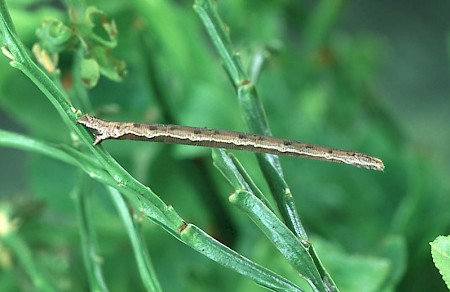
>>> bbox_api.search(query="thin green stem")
[108,187,162,292]
[248,48,271,84]
[0,129,117,188]
[74,177,109,292]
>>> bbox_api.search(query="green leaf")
[430,235,450,289]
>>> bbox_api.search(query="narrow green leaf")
[212,149,272,209]
[180,224,303,291]
[193,0,247,85]
[229,190,325,292]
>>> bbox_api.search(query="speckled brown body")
[77,114,384,171]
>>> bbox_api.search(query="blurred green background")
[0,0,449,291]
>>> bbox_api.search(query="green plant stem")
[108,186,162,292]
[193,0,307,240]
[74,178,109,292]
[0,129,117,189]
